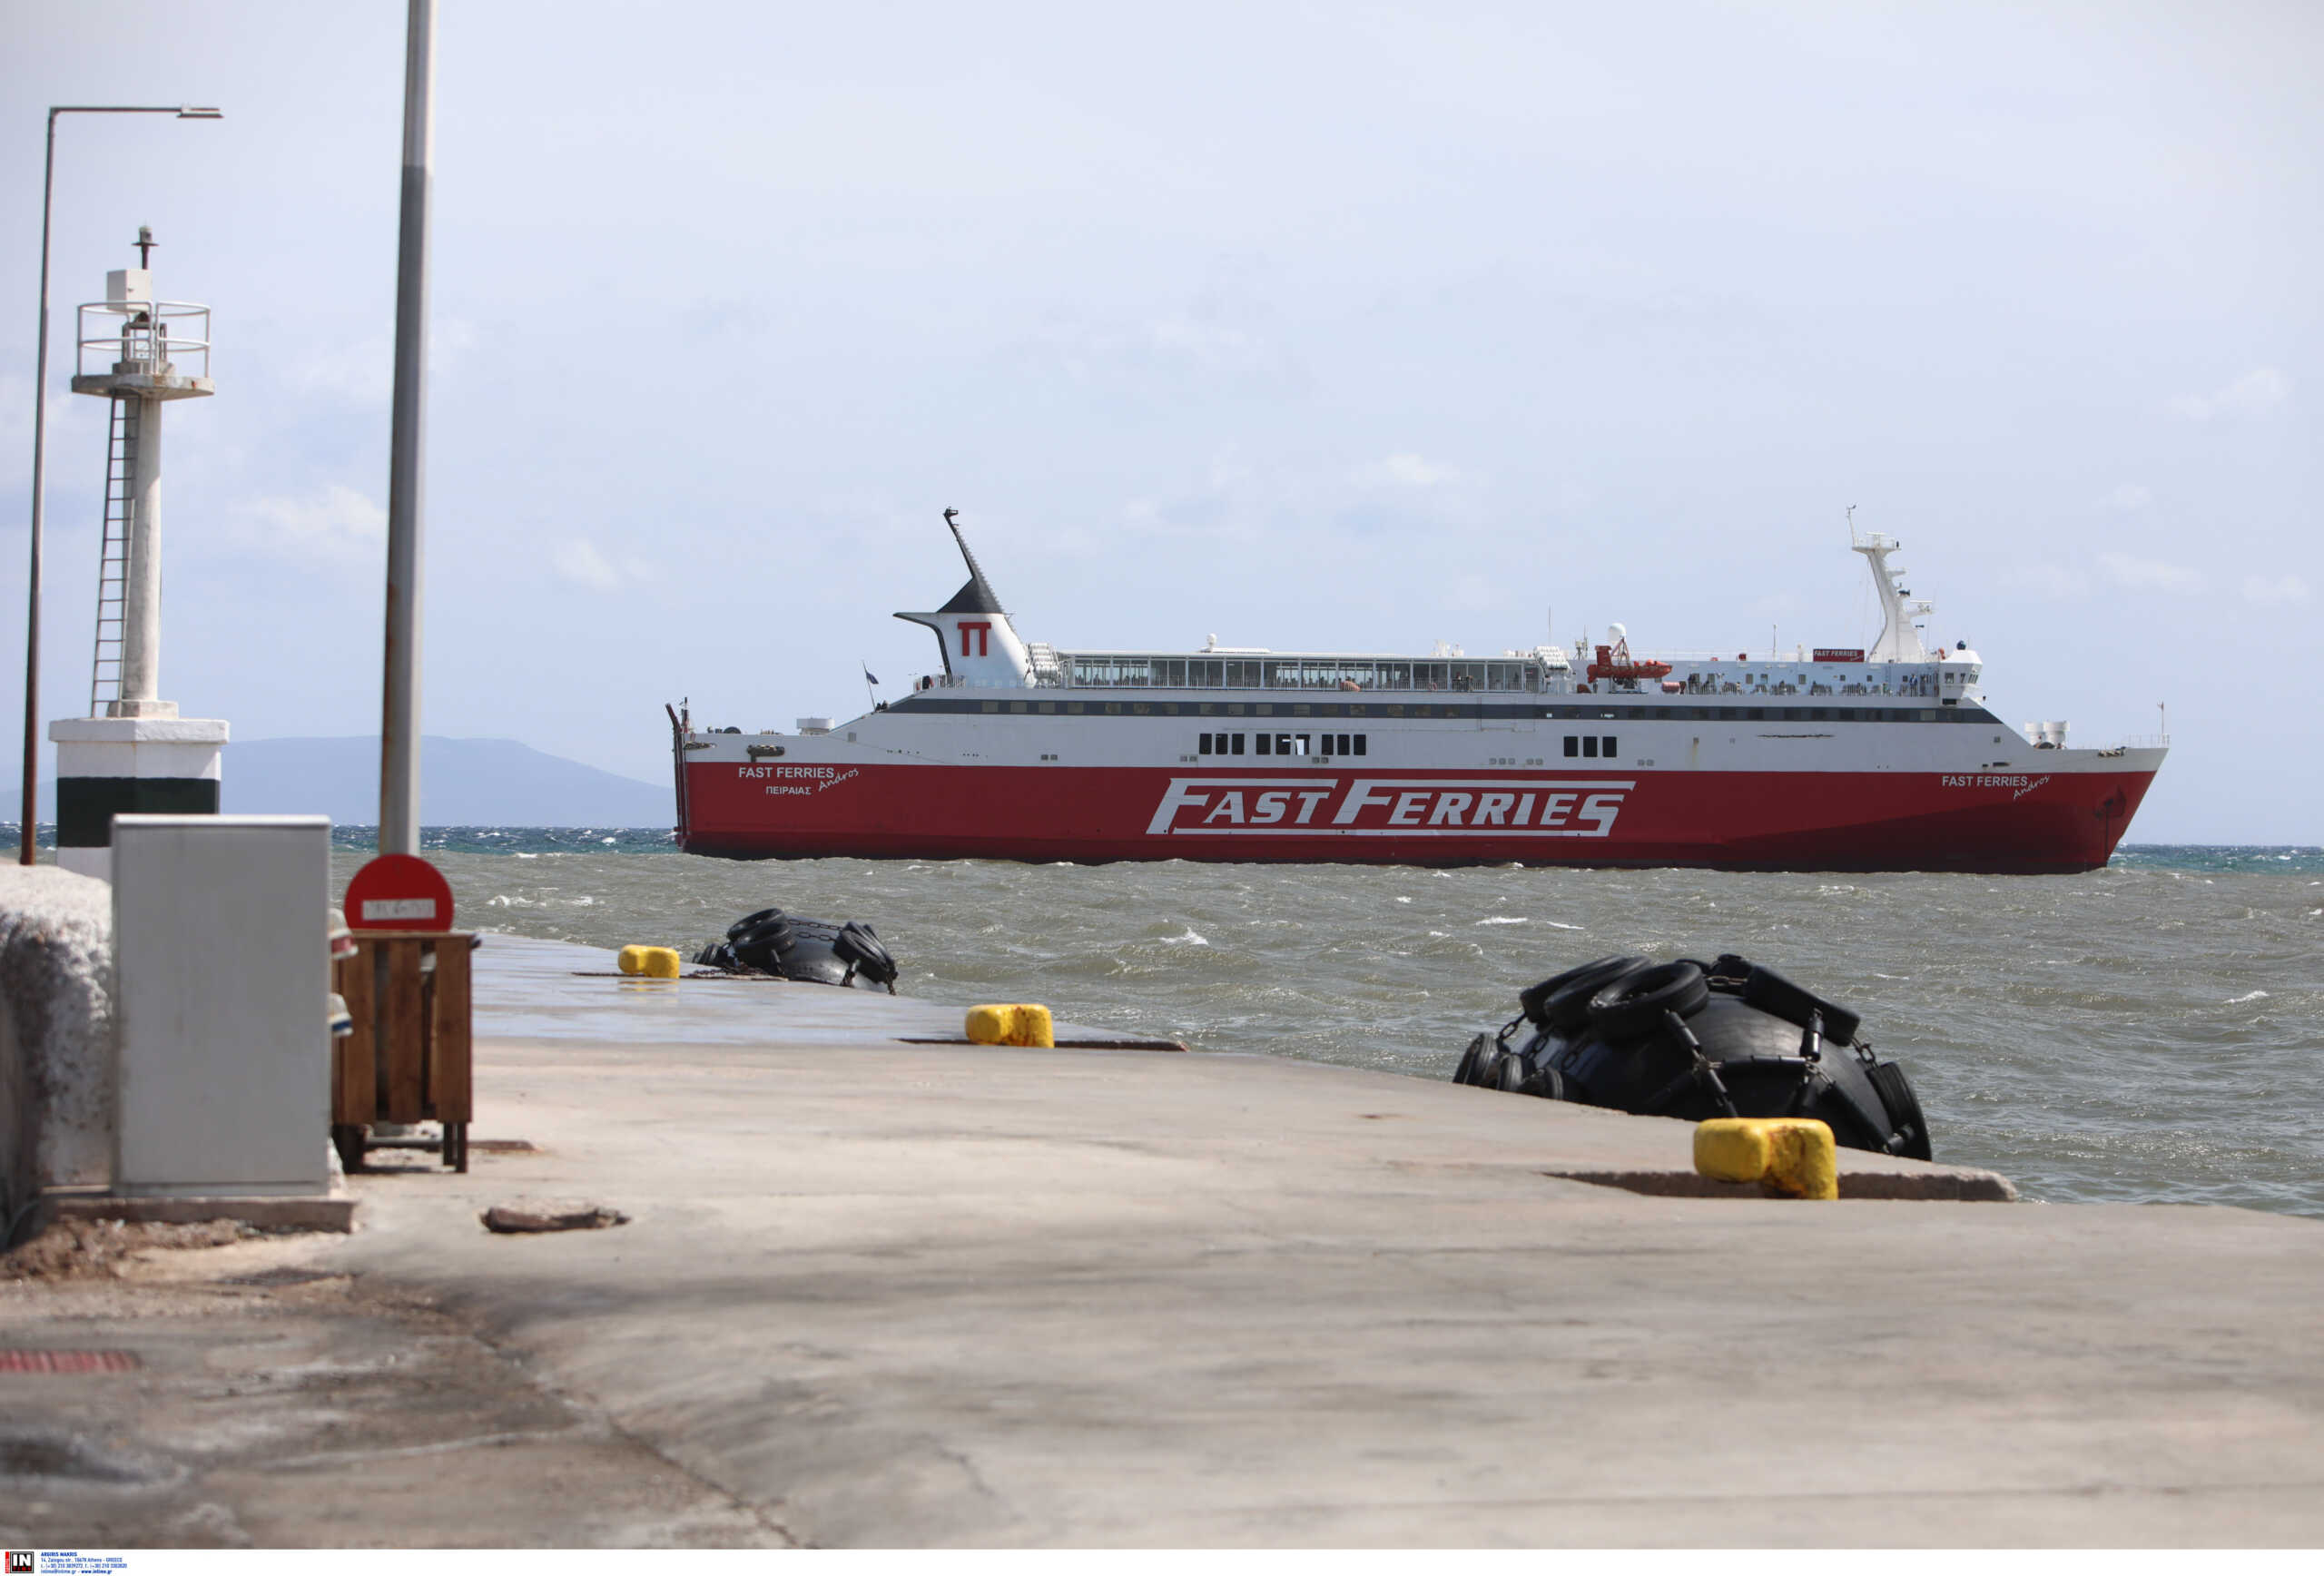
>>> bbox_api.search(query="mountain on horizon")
[4,736,672,829]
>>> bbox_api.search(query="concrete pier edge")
[11,930,2319,1546]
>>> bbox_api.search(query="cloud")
[285,331,392,404]
[1361,452,1461,488]
[552,538,623,590]
[2010,564,2088,601]
[2105,484,2151,511]
[231,484,387,562]
[1145,318,1278,375]
[0,374,26,487]
[2099,551,2204,594]
[282,318,480,404]
[1440,572,1502,611]
[431,317,478,367]
[2170,368,2291,422]
[1025,311,1295,393]
[2242,575,2310,606]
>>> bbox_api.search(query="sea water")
[330,832,2324,1218]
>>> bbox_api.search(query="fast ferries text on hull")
[670,513,2165,873]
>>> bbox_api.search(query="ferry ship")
[670,513,2165,872]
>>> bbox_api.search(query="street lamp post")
[379,0,435,857]
[18,103,221,865]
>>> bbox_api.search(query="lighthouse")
[47,229,228,881]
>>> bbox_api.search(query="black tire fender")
[729,918,796,972]
[1866,1059,1933,1161]
[726,907,789,941]
[1587,960,1711,1042]
[1536,955,1654,1035]
[1471,1038,1513,1089]
[833,922,898,990]
[1517,1065,1567,1101]
[1542,962,1654,1036]
[1453,1032,1493,1085]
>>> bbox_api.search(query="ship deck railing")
[1667,676,1947,697]
[1627,648,1958,667]
[905,670,1979,704]
[911,668,1553,696]
[1050,655,1550,694]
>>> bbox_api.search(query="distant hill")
[227,736,671,826]
[4,736,672,828]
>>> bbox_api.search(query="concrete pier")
[9,934,2323,1546]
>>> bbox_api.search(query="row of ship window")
[1197,733,1369,757]
[962,698,1994,724]
[980,699,1495,718]
[1068,656,1542,693]
[1565,704,1997,724]
[1195,734,1632,759]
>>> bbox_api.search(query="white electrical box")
[104,268,153,311]
[111,814,332,1197]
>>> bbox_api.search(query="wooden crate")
[330,931,474,1172]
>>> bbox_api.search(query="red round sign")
[344,853,456,932]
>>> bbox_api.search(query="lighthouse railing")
[74,300,211,379]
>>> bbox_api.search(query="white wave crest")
[2226,990,2270,1003]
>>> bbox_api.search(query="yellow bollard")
[617,945,684,979]
[1694,1117,1838,1200]
[965,1003,1056,1048]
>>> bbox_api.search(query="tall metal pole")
[379,0,435,854]
[20,113,59,864]
[18,104,220,865]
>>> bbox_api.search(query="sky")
[4,0,2319,842]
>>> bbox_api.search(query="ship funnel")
[896,507,1035,687]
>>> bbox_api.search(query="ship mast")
[1850,519,1935,663]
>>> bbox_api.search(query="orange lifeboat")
[1586,634,1672,685]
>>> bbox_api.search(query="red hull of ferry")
[676,762,2156,874]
